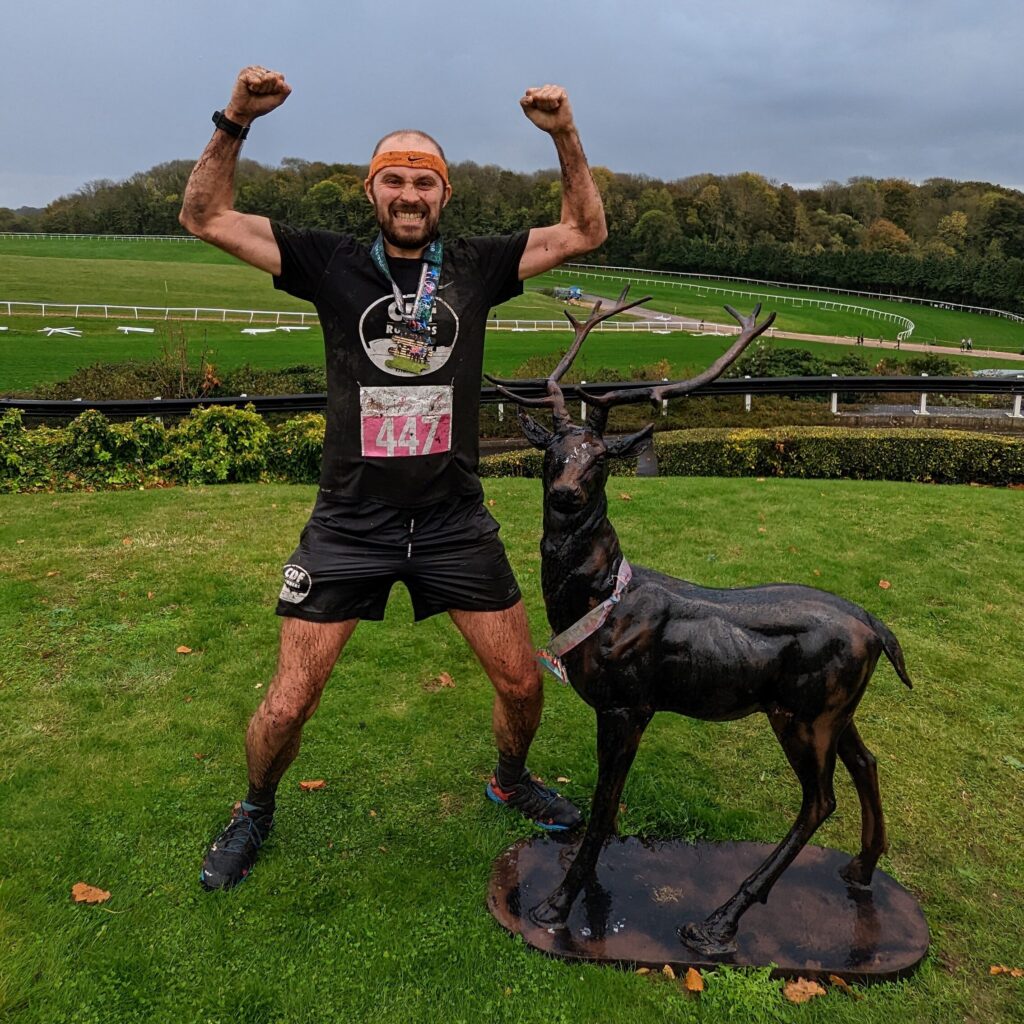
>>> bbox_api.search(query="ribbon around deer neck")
[536,557,632,686]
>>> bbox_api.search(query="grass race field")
[2,477,1022,1023]
[2,235,1022,395]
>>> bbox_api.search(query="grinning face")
[367,166,448,253]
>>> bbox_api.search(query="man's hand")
[225,66,291,125]
[520,85,575,136]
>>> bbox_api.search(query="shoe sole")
[486,782,572,832]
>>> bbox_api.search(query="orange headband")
[366,150,449,188]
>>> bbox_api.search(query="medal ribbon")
[536,558,633,686]
[370,233,443,339]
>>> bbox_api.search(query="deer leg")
[529,707,651,928]
[679,713,842,956]
[837,721,888,887]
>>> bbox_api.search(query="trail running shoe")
[486,772,583,832]
[199,802,274,891]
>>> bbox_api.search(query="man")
[180,66,608,890]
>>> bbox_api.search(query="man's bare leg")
[246,616,359,792]
[450,601,581,830]
[201,616,357,890]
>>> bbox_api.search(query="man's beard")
[376,201,440,252]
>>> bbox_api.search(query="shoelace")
[218,811,270,853]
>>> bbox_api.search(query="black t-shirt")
[271,223,528,507]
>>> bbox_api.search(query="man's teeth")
[395,211,424,221]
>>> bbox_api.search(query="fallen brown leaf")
[990,965,1024,977]
[369,809,378,817]
[299,779,326,791]
[193,752,205,761]
[813,569,821,577]
[147,591,154,600]
[183,695,193,703]
[71,882,111,904]
[828,974,862,999]
[46,570,60,577]
[783,978,826,1004]
[122,537,132,546]
[556,776,571,784]
[879,579,892,590]
[684,967,704,992]
[661,964,676,980]
[619,493,632,501]
[487,498,497,507]
[176,645,193,654]
[635,967,651,975]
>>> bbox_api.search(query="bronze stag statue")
[488,291,913,956]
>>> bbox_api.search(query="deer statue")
[487,290,913,956]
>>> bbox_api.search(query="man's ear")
[364,179,375,206]
[442,183,452,208]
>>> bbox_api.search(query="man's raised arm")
[179,66,292,276]
[516,85,608,281]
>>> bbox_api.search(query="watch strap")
[211,110,250,141]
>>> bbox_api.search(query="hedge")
[1,408,1022,492]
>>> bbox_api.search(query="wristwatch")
[211,110,250,141]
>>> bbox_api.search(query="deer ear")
[518,411,554,450]
[606,423,654,460]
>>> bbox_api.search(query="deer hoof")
[840,858,875,890]
[677,921,737,957]
[528,893,571,929]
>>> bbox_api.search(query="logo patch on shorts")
[279,564,312,604]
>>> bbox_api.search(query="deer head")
[487,289,776,511]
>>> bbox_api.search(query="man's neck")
[383,240,427,260]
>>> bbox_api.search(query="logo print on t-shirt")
[358,293,460,377]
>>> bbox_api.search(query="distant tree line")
[3,158,1024,310]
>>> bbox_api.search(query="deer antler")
[581,304,777,421]
[486,286,652,428]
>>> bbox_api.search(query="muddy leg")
[679,715,842,956]
[837,721,888,886]
[529,707,651,927]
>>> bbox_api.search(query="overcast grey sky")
[2,0,1021,209]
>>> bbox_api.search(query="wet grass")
[1,478,1022,1023]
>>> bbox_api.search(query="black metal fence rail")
[2,375,1021,420]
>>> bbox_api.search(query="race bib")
[359,384,453,458]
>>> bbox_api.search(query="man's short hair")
[371,129,447,163]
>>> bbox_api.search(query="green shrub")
[652,427,1024,485]
[159,405,271,484]
[267,413,325,483]
[3,412,1022,491]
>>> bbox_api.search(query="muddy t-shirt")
[271,223,528,507]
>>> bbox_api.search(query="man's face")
[366,167,450,253]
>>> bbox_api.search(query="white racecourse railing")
[558,262,1024,324]
[486,318,741,334]
[553,267,917,342]
[0,232,199,243]
[0,300,318,325]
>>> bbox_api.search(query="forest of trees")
[4,158,1024,311]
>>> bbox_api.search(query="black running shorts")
[275,491,522,622]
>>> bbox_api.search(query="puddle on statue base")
[487,835,929,983]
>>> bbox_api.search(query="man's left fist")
[520,85,575,135]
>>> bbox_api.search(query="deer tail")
[867,614,913,689]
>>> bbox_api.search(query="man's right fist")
[225,66,291,124]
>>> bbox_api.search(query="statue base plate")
[488,836,928,982]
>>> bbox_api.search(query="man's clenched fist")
[520,85,575,136]
[225,66,291,125]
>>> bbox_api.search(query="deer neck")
[540,491,623,634]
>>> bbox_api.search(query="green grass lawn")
[1,478,1022,1023]
[537,270,1024,354]
[2,319,1017,395]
